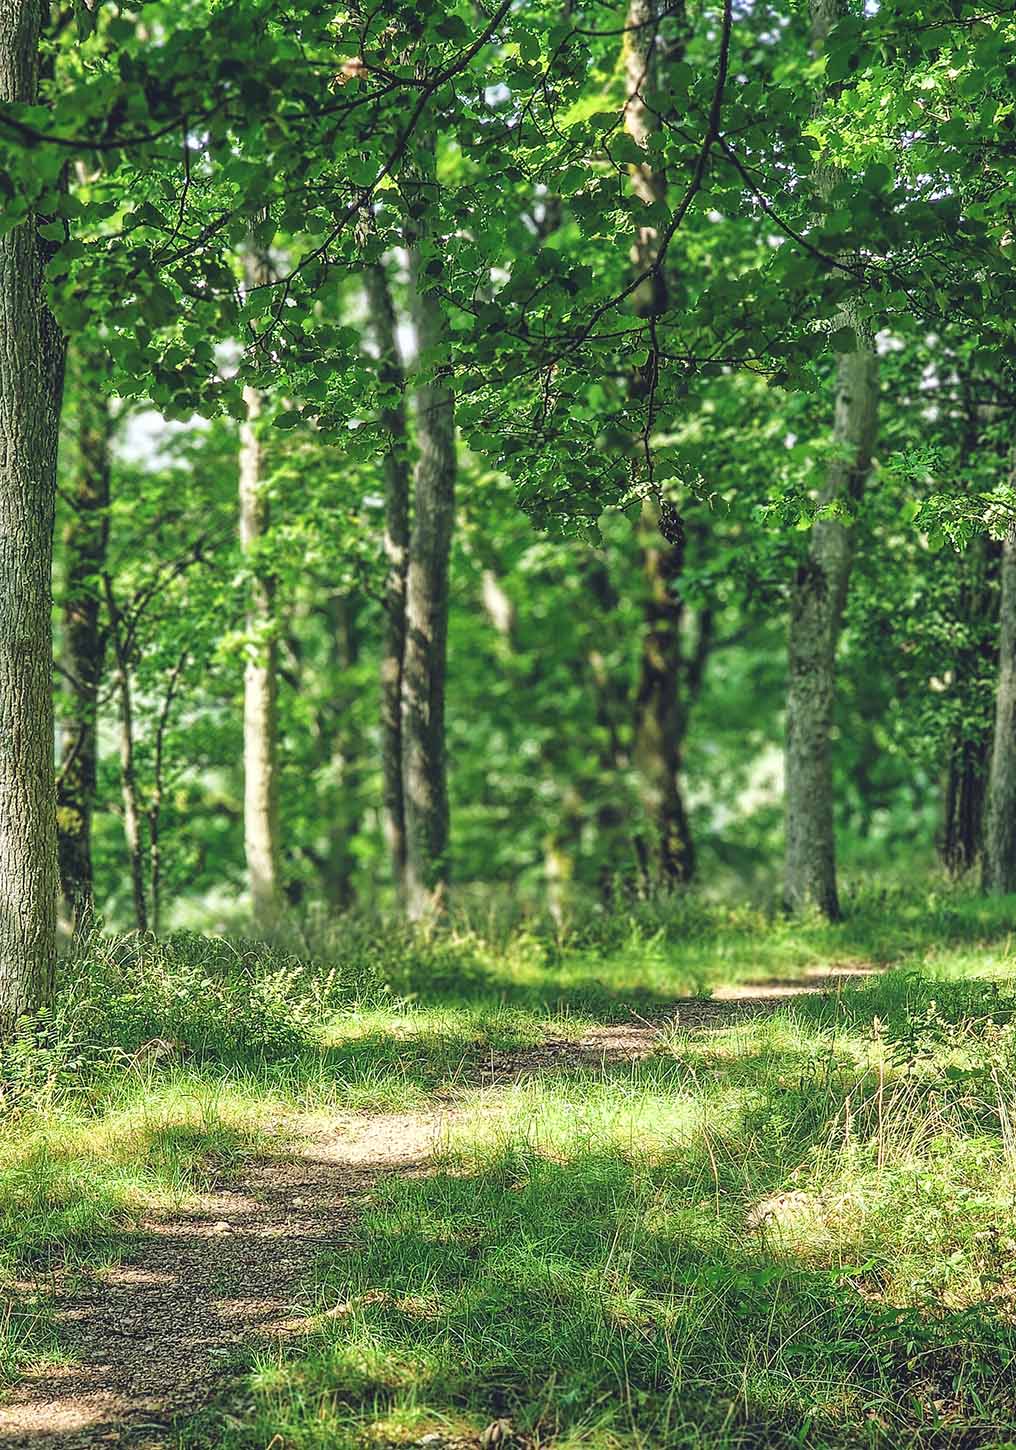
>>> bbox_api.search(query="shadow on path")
[0,969,882,1449]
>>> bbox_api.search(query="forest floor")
[3,887,1016,1448]
[0,974,877,1450]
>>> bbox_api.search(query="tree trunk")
[57,347,111,928]
[583,557,634,896]
[634,502,695,885]
[984,518,1016,894]
[116,663,147,933]
[783,0,878,918]
[941,532,997,876]
[402,147,456,922]
[240,249,283,931]
[364,261,411,900]
[623,0,696,888]
[322,593,361,910]
[103,577,148,932]
[943,741,987,877]
[148,648,187,935]
[0,1,65,1030]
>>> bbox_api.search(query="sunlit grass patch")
[0,1078,274,1387]
[187,972,1016,1448]
[311,1003,562,1112]
[8,883,1016,1441]
[0,1080,271,1272]
[204,1137,1016,1446]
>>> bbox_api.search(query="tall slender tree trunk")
[402,146,456,921]
[364,262,411,900]
[984,510,1016,894]
[783,0,878,918]
[634,507,695,884]
[115,662,148,933]
[240,249,283,930]
[103,577,148,933]
[0,2,65,1030]
[624,0,695,887]
[941,531,997,876]
[322,593,361,910]
[57,348,111,927]
[148,647,187,935]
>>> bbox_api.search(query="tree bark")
[783,0,878,918]
[584,559,634,897]
[57,347,111,928]
[240,249,283,931]
[148,648,187,935]
[941,532,997,876]
[943,740,988,877]
[634,504,695,885]
[322,593,361,910]
[402,145,456,922]
[0,1,65,1030]
[103,576,148,933]
[364,261,411,900]
[623,0,696,887]
[984,516,1016,894]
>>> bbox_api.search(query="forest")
[2,0,1016,1446]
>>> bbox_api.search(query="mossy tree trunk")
[0,0,65,1030]
[783,0,878,919]
[401,142,456,922]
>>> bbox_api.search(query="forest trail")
[0,967,878,1450]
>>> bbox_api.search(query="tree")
[623,0,696,888]
[364,261,411,901]
[984,479,1016,895]
[941,532,998,876]
[401,141,457,921]
[102,571,150,932]
[56,344,111,926]
[239,246,283,930]
[783,0,879,918]
[0,0,65,1030]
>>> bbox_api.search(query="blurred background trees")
[0,0,1012,967]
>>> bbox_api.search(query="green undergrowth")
[4,880,1016,1437]
[285,878,1016,1013]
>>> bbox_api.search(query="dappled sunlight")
[6,898,1016,1443]
[200,967,1016,1447]
[228,1137,1016,1448]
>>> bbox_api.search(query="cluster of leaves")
[3,0,1010,527]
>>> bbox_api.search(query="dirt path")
[0,1111,449,1449]
[0,970,877,1449]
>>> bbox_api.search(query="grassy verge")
[185,976,1016,1447]
[4,881,1016,1444]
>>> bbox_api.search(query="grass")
[176,969,1016,1449]
[5,880,1016,1444]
